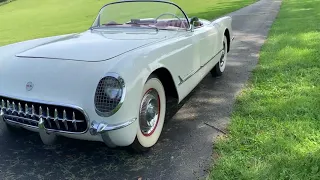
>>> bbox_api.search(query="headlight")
[94,73,125,117]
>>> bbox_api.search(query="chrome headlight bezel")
[94,73,126,117]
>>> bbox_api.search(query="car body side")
[0,17,233,146]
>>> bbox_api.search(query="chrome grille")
[0,96,88,133]
[94,76,123,116]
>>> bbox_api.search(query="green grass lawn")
[209,0,320,179]
[0,0,255,46]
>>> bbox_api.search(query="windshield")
[91,1,190,31]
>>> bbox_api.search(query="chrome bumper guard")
[89,118,137,147]
[89,118,137,135]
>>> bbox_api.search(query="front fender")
[211,16,233,43]
[107,46,180,124]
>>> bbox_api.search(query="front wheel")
[131,75,166,153]
[211,36,228,77]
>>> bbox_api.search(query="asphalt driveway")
[0,0,282,179]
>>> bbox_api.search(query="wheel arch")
[150,67,179,100]
[224,28,231,52]
[212,16,232,53]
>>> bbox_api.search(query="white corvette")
[0,0,233,152]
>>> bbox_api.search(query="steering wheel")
[155,13,183,27]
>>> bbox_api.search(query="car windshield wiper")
[102,23,124,26]
[91,23,123,29]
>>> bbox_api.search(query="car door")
[193,24,220,67]
[161,30,200,84]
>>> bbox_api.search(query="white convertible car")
[0,0,233,152]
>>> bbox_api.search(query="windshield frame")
[90,0,191,31]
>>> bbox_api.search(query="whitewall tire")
[131,75,166,152]
[211,36,228,77]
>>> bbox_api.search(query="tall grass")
[210,0,320,179]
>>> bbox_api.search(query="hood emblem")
[26,82,34,91]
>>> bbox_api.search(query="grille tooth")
[12,102,16,113]
[72,112,77,131]
[18,103,22,115]
[62,110,68,130]
[1,96,87,133]
[54,108,60,129]
[0,99,4,116]
[31,105,35,118]
[39,106,43,117]
[25,103,29,115]
[46,107,52,128]
[39,107,44,126]
[6,100,10,110]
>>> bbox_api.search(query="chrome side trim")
[89,118,137,135]
[0,93,90,134]
[178,49,223,85]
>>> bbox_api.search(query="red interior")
[102,19,202,29]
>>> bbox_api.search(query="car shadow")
[0,77,205,180]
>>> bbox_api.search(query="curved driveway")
[0,0,282,179]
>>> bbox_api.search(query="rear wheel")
[131,75,166,152]
[211,36,228,77]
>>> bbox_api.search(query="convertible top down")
[0,0,233,152]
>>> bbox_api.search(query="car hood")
[15,30,168,62]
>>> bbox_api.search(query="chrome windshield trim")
[0,93,90,134]
[92,0,191,30]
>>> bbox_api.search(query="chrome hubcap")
[220,42,226,67]
[139,89,160,136]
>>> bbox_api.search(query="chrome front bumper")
[0,93,138,146]
[1,113,137,146]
